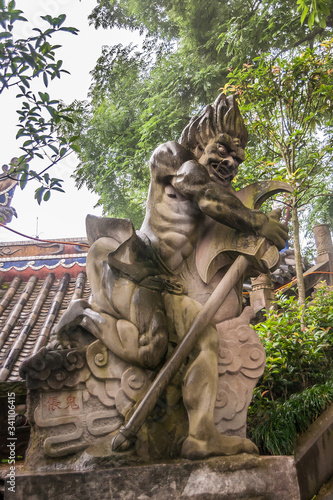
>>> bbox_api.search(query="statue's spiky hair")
[180,94,248,152]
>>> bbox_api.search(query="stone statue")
[21,94,290,466]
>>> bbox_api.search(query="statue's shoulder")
[149,141,193,171]
[85,215,135,247]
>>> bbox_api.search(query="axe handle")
[112,254,249,451]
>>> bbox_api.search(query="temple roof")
[0,238,88,280]
[0,238,90,390]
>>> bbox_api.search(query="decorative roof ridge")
[0,237,88,246]
[0,253,88,262]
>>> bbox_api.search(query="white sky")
[1,0,142,242]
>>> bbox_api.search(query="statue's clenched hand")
[259,208,288,251]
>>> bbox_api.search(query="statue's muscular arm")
[173,160,287,249]
[150,142,287,250]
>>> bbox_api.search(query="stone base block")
[6,454,300,500]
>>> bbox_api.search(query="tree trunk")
[291,198,306,307]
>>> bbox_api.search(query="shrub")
[248,284,333,455]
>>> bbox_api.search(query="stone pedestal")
[7,454,300,500]
[20,307,266,468]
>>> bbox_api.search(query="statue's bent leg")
[83,307,168,370]
[164,293,258,459]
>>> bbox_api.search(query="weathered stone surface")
[313,224,333,287]
[8,454,300,500]
[295,403,333,500]
[316,474,333,500]
[250,273,276,313]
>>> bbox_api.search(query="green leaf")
[57,14,66,27]
[59,115,74,123]
[70,142,80,153]
[43,190,50,201]
[48,143,59,155]
[300,5,309,25]
[59,27,79,35]
[308,11,315,28]
[34,187,45,205]
[38,91,49,102]
[46,105,57,118]
[0,32,12,39]
[19,171,28,189]
[69,135,80,143]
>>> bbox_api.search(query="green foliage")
[297,0,333,29]
[249,381,333,455]
[68,44,205,225]
[248,285,333,454]
[90,0,332,66]
[71,0,333,222]
[254,291,333,398]
[225,41,333,196]
[224,41,333,303]
[0,0,79,202]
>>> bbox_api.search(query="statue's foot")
[181,434,258,460]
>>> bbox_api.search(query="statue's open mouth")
[211,162,234,182]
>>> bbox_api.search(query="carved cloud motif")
[214,307,266,434]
